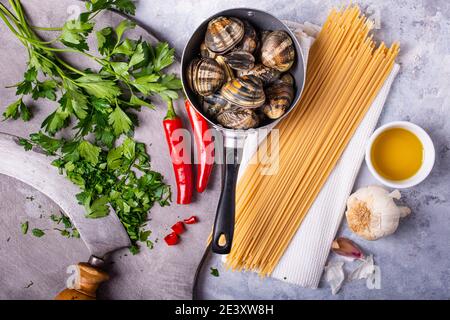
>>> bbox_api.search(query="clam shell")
[234,20,258,54]
[187,58,200,94]
[216,107,259,129]
[220,75,265,108]
[237,64,281,85]
[224,51,255,71]
[215,55,235,82]
[188,58,225,96]
[263,80,294,119]
[280,73,295,86]
[200,42,217,59]
[205,16,244,54]
[261,30,295,72]
[203,93,231,119]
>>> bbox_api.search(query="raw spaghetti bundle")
[225,6,400,276]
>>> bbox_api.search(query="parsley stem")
[31,25,63,31]
[164,100,177,120]
[0,3,19,23]
[55,56,87,76]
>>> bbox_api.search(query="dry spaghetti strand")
[226,6,400,276]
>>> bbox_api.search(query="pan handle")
[211,145,241,254]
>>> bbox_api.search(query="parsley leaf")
[132,74,160,95]
[32,228,45,238]
[72,229,80,238]
[108,106,132,135]
[107,146,123,170]
[60,16,94,51]
[96,27,117,56]
[87,0,136,15]
[152,42,175,72]
[113,0,136,15]
[110,61,130,78]
[210,267,220,277]
[18,138,33,151]
[3,98,31,121]
[129,95,155,109]
[86,196,110,219]
[129,42,145,68]
[61,83,88,119]
[76,74,120,99]
[21,221,29,234]
[31,80,58,101]
[139,230,151,242]
[30,132,63,155]
[78,140,101,165]
[129,244,139,255]
[24,67,38,82]
[115,20,136,42]
[41,107,70,134]
[114,38,135,56]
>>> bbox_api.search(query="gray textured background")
[1,0,449,300]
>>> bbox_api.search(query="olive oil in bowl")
[370,128,423,181]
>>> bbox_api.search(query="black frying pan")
[181,8,306,254]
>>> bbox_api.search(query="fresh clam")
[200,42,217,59]
[234,20,258,54]
[237,63,280,85]
[215,55,234,82]
[263,80,294,119]
[220,75,265,108]
[223,51,255,71]
[187,58,225,96]
[280,73,295,86]
[202,93,231,118]
[205,16,244,54]
[261,30,295,72]
[216,107,259,129]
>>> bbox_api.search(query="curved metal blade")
[0,132,131,258]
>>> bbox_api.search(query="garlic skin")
[345,186,411,240]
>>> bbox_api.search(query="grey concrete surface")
[133,0,450,300]
[0,0,449,300]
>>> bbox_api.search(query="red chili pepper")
[185,100,215,193]
[163,100,193,204]
[171,221,185,235]
[184,215,198,224]
[164,232,179,246]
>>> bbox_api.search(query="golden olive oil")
[371,128,423,181]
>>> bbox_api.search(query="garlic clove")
[399,206,412,218]
[331,237,365,260]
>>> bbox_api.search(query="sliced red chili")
[184,216,198,224]
[164,232,179,246]
[171,221,185,235]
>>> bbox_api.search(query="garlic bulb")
[345,186,411,240]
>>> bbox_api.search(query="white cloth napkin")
[235,21,400,288]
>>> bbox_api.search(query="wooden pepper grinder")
[55,256,109,300]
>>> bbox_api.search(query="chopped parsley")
[210,267,220,277]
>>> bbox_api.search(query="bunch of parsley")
[0,0,181,253]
